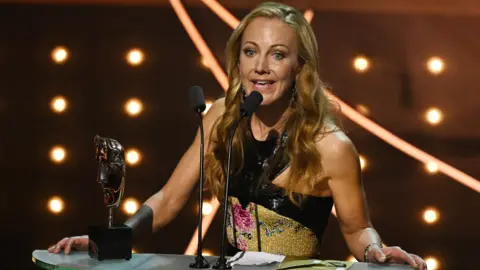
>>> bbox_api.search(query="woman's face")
[239,17,300,106]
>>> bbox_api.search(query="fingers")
[48,237,70,254]
[410,254,427,270]
[64,237,77,255]
[383,247,418,269]
[373,248,387,263]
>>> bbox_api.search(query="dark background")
[0,2,479,269]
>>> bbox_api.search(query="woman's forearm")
[343,227,382,261]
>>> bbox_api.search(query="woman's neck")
[250,96,292,141]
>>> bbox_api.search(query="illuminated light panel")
[427,57,445,75]
[126,148,142,166]
[126,48,144,66]
[425,107,443,125]
[171,0,480,255]
[353,56,370,73]
[48,196,65,214]
[50,146,66,163]
[50,96,68,113]
[423,208,439,224]
[51,46,69,64]
[123,198,139,215]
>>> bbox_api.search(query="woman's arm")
[125,98,225,237]
[319,132,378,260]
[319,131,424,269]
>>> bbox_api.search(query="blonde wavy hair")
[204,2,340,205]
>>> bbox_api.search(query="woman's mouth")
[251,80,275,90]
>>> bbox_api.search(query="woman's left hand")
[366,245,427,270]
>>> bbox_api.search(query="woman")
[49,2,426,269]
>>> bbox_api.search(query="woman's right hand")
[47,235,89,255]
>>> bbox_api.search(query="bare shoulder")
[315,125,360,180]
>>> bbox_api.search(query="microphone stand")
[213,117,245,270]
[190,109,210,269]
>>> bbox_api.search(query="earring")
[240,85,246,101]
[291,82,297,102]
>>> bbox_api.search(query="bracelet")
[363,242,383,262]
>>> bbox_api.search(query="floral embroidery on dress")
[233,204,255,232]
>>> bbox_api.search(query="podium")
[32,250,413,270]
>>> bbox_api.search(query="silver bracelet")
[363,242,383,262]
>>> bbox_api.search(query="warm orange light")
[202,250,213,256]
[427,57,445,75]
[50,96,68,113]
[346,255,357,262]
[425,256,439,270]
[425,107,443,125]
[359,155,367,171]
[423,208,439,224]
[425,162,439,174]
[51,46,69,64]
[126,148,142,166]
[50,146,66,163]
[123,198,139,215]
[125,98,143,117]
[356,104,370,116]
[353,56,370,72]
[202,202,213,216]
[48,196,65,214]
[126,48,144,66]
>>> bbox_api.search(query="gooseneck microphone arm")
[189,86,210,269]
[213,118,243,270]
[213,91,263,270]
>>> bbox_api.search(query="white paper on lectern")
[226,251,286,266]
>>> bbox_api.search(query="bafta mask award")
[88,135,132,261]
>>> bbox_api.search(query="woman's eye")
[243,49,255,56]
[273,52,285,60]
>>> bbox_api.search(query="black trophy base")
[88,224,132,261]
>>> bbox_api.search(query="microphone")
[213,91,263,270]
[188,86,210,269]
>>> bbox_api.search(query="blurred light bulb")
[353,56,370,73]
[425,162,439,174]
[202,202,213,216]
[425,107,443,125]
[48,196,65,214]
[125,98,143,116]
[425,257,439,270]
[359,155,367,171]
[123,198,139,215]
[50,146,66,163]
[427,57,445,75]
[52,46,69,64]
[126,48,144,66]
[50,96,67,113]
[423,208,439,224]
[126,149,142,166]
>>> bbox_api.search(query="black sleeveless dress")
[226,128,334,258]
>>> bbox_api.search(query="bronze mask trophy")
[88,135,132,261]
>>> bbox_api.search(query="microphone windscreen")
[240,91,263,117]
[189,85,206,113]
